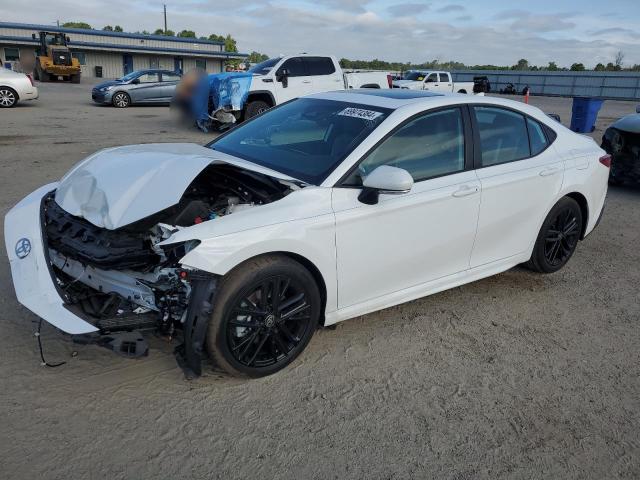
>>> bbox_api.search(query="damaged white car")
[5,90,609,377]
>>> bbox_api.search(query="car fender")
[179,217,338,314]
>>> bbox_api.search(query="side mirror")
[276,68,289,88]
[131,78,140,84]
[358,165,414,205]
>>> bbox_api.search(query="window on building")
[195,59,206,70]
[4,47,20,62]
[473,107,530,166]
[149,57,160,69]
[71,52,87,65]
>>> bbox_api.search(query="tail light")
[599,154,612,168]
[27,74,34,86]
[387,74,393,88]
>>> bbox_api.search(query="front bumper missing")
[4,184,98,335]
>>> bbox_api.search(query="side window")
[162,72,181,82]
[348,107,466,184]
[426,73,438,83]
[473,107,530,166]
[137,73,160,83]
[439,73,450,83]
[527,117,549,156]
[276,57,307,77]
[305,57,336,75]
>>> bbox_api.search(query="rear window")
[527,117,549,156]
[209,98,391,185]
[305,57,336,76]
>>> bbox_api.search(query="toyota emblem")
[15,238,31,259]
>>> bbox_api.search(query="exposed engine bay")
[42,164,294,371]
[602,125,640,185]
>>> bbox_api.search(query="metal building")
[0,22,246,79]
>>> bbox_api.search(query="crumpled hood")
[611,114,640,134]
[55,143,299,230]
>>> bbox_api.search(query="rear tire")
[244,100,270,120]
[0,87,18,107]
[206,255,321,377]
[526,197,583,273]
[112,91,131,108]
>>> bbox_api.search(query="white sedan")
[4,90,609,377]
[0,68,38,107]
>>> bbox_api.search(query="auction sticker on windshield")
[338,107,384,121]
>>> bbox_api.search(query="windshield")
[247,58,281,75]
[403,71,426,81]
[209,98,391,185]
[118,71,140,82]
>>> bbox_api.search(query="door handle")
[452,185,479,197]
[539,167,561,177]
[302,80,311,84]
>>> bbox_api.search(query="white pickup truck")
[392,70,473,94]
[242,54,391,119]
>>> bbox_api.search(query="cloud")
[494,9,576,33]
[591,27,640,39]
[0,1,638,67]
[436,4,465,13]
[387,2,430,18]
[456,15,472,21]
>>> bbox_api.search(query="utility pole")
[163,4,167,34]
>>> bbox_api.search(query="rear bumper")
[21,87,38,101]
[4,185,98,334]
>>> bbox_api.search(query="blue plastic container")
[570,97,604,133]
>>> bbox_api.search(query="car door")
[273,57,313,103]
[332,106,481,309]
[159,71,181,102]
[422,73,439,91]
[127,72,161,103]
[438,72,453,92]
[469,106,564,267]
[304,56,343,93]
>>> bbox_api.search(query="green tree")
[546,61,559,71]
[154,28,175,36]
[594,63,605,71]
[570,63,585,71]
[511,58,529,70]
[62,21,93,29]
[114,25,123,32]
[102,25,114,31]
[177,30,196,38]
[247,51,269,63]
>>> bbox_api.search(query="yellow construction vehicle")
[32,31,82,83]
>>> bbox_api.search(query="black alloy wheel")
[227,275,312,368]
[527,197,583,273]
[207,255,320,377]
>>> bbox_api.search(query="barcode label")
[338,107,383,120]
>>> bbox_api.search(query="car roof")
[308,89,551,119]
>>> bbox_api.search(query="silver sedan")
[91,69,182,108]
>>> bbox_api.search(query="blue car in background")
[91,69,182,108]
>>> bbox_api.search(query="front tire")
[526,197,583,273]
[207,255,321,377]
[112,91,131,108]
[0,87,18,107]
[244,100,270,120]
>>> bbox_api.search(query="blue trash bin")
[570,97,604,133]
